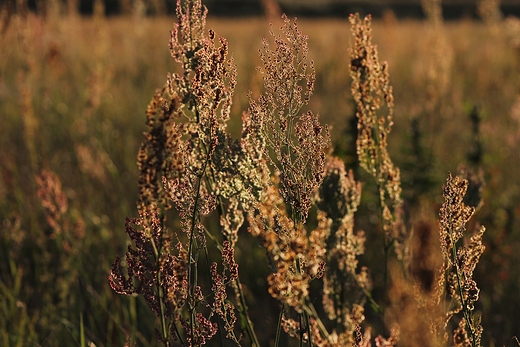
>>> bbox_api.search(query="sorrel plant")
[109,1,489,346]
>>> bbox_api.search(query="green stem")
[235,278,261,347]
[450,235,477,347]
[150,226,170,345]
[274,304,285,347]
[172,321,185,345]
[299,313,304,347]
[303,303,330,340]
[186,151,209,347]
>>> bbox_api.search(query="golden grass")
[1,7,520,346]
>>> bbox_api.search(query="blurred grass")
[1,9,520,346]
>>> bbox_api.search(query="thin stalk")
[79,312,85,347]
[304,309,312,347]
[450,235,477,347]
[157,276,170,346]
[172,321,185,345]
[202,243,226,346]
[293,222,305,347]
[372,118,390,294]
[186,154,209,347]
[149,226,170,345]
[359,285,382,314]
[377,191,389,297]
[299,313,304,347]
[303,302,334,345]
[235,278,261,347]
[274,304,285,347]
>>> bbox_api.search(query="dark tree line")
[1,0,520,20]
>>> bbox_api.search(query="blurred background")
[3,0,520,17]
[1,0,520,346]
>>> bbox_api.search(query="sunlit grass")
[1,5,520,345]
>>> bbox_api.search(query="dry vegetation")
[1,0,520,346]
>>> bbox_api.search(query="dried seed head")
[249,14,330,224]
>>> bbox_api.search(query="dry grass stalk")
[436,173,485,347]
[245,14,334,344]
[108,1,492,346]
[317,157,371,345]
[111,0,262,345]
[348,13,407,263]
[248,14,330,225]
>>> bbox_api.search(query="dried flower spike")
[437,173,485,347]
[248,14,330,224]
[349,13,406,261]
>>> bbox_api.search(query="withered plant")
[241,11,338,344]
[348,14,407,277]
[110,0,262,345]
[348,14,487,347]
[244,13,407,346]
[436,173,485,347]
[109,2,490,346]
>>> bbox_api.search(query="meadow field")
[1,1,520,346]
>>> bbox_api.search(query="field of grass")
[1,1,520,346]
